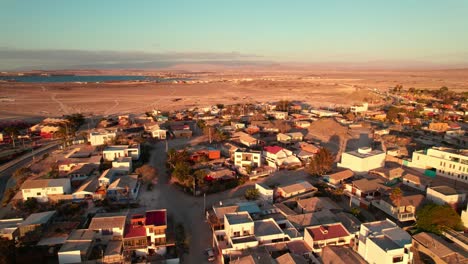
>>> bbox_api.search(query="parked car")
[205,247,215,262]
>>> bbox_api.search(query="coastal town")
[0,85,467,264]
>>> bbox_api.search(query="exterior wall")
[371,200,416,222]
[224,220,254,238]
[22,182,71,202]
[304,230,352,253]
[234,152,261,168]
[112,160,132,171]
[409,149,468,183]
[426,188,466,207]
[256,232,285,244]
[103,150,126,161]
[339,152,386,173]
[359,237,410,264]
[462,204,468,228]
[255,184,273,203]
[89,132,116,146]
[58,251,82,264]
[151,130,167,139]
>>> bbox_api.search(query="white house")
[216,212,258,254]
[310,109,340,118]
[304,223,353,253]
[253,219,286,244]
[371,194,425,222]
[89,131,116,146]
[344,178,389,208]
[112,157,133,172]
[263,146,301,168]
[255,183,273,203]
[268,111,289,120]
[98,168,127,187]
[88,214,126,242]
[103,144,140,161]
[234,150,262,168]
[338,147,386,174]
[401,173,432,192]
[276,181,317,199]
[408,147,468,184]
[21,178,72,202]
[350,103,369,114]
[357,219,413,264]
[106,174,141,201]
[277,132,303,144]
[426,186,466,209]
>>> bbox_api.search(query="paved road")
[130,135,313,264]
[0,142,60,198]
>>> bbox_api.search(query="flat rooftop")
[346,149,384,159]
[226,212,253,225]
[254,219,283,237]
[59,241,93,253]
[430,185,459,196]
[371,235,401,251]
[231,235,257,245]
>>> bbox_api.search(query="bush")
[245,188,260,200]
[2,188,17,207]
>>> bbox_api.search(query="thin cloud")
[0,48,264,70]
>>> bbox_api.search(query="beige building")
[89,131,116,146]
[426,185,466,209]
[338,147,386,174]
[234,150,262,168]
[409,147,468,184]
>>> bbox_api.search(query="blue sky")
[1,0,467,69]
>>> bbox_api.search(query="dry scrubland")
[0,69,467,119]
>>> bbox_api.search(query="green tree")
[3,126,19,148]
[416,203,464,234]
[244,188,260,200]
[136,164,158,184]
[390,187,403,207]
[306,147,335,176]
[193,169,207,188]
[167,149,189,170]
[172,162,191,184]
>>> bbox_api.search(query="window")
[393,256,404,263]
[233,231,240,237]
[243,231,249,236]
[36,192,41,196]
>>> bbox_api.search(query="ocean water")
[0,75,187,83]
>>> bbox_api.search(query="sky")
[1,0,467,70]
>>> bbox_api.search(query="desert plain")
[0,68,467,120]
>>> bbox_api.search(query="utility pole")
[209,127,212,144]
[203,193,206,215]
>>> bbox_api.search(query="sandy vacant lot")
[0,69,467,120]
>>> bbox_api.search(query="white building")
[408,147,468,184]
[351,103,369,114]
[338,147,386,174]
[462,204,468,229]
[263,146,301,168]
[89,131,116,146]
[103,144,140,161]
[268,111,288,120]
[357,219,413,264]
[112,157,133,172]
[234,150,262,168]
[304,223,353,253]
[426,186,466,209]
[21,178,71,202]
[310,109,340,118]
[255,183,273,203]
[88,214,126,242]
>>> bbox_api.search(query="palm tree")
[390,187,403,208]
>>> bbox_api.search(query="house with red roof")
[121,210,170,257]
[303,223,353,253]
[263,146,301,169]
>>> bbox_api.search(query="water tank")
[358,147,372,154]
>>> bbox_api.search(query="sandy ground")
[0,69,467,120]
